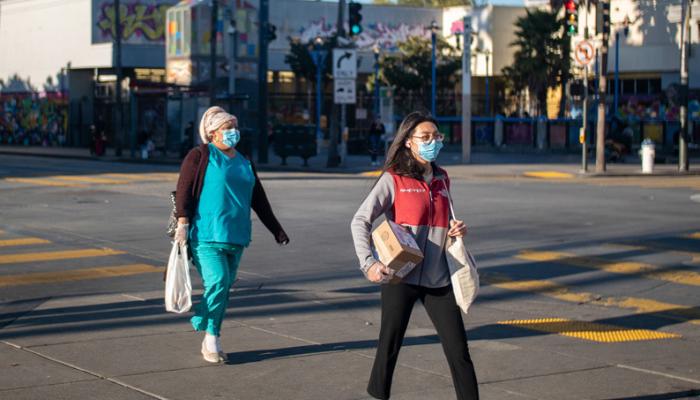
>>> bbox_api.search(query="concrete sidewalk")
[2,144,699,178]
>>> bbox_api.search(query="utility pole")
[209,0,218,105]
[461,16,472,164]
[257,0,269,163]
[113,0,123,156]
[327,0,346,168]
[595,0,609,173]
[679,0,690,171]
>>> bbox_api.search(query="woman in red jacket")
[351,111,479,399]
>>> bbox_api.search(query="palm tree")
[503,8,569,116]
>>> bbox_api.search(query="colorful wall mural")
[93,0,180,44]
[296,19,430,51]
[0,94,68,146]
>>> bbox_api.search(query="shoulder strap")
[445,181,456,221]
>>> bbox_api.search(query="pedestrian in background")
[368,117,386,167]
[173,106,289,363]
[351,111,479,400]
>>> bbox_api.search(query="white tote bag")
[445,190,480,314]
[164,242,192,313]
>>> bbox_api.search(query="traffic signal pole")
[257,0,269,163]
[595,0,609,173]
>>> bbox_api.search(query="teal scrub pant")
[190,242,244,336]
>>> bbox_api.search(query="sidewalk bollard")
[640,138,655,174]
[536,117,547,150]
[494,116,504,147]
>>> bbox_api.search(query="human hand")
[174,223,189,245]
[367,262,393,283]
[448,220,467,237]
[276,230,290,246]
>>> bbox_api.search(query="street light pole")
[679,0,690,171]
[210,0,218,105]
[595,0,609,173]
[484,50,490,116]
[614,29,619,116]
[461,16,472,164]
[113,0,123,156]
[374,44,380,117]
[310,38,327,153]
[430,20,439,117]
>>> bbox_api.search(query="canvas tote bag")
[445,189,479,314]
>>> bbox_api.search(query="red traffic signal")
[565,0,576,11]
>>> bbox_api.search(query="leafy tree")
[376,36,461,114]
[503,8,569,116]
[285,35,339,85]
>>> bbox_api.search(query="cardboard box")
[371,220,424,283]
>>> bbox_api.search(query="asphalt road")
[0,154,699,400]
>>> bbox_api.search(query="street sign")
[575,40,595,66]
[333,49,357,79]
[334,78,356,104]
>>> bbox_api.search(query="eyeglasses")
[411,133,444,144]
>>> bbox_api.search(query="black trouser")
[367,283,479,400]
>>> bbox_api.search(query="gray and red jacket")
[351,167,452,288]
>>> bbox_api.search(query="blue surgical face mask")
[221,128,240,148]
[417,139,443,162]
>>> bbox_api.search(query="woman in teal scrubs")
[174,107,289,363]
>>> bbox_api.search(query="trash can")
[640,138,655,174]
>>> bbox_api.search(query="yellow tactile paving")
[498,318,680,342]
[482,273,700,325]
[0,248,125,265]
[49,175,132,185]
[0,264,161,287]
[517,250,700,287]
[523,171,576,179]
[4,177,87,188]
[0,237,51,247]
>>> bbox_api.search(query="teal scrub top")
[190,144,255,247]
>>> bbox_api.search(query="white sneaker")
[201,340,222,363]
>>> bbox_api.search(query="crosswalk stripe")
[0,238,51,247]
[50,175,131,185]
[0,248,125,265]
[517,250,700,287]
[0,264,161,287]
[4,177,87,188]
[498,318,680,342]
[482,273,700,325]
[102,173,166,181]
[604,243,700,264]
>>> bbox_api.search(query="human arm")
[249,162,289,245]
[350,172,395,280]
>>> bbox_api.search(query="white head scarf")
[199,106,236,144]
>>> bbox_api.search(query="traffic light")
[265,23,277,42]
[348,2,363,37]
[596,0,610,37]
[565,0,578,36]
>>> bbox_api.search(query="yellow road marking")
[498,318,680,342]
[0,238,51,247]
[0,264,161,287]
[517,250,700,287]
[482,273,700,325]
[0,248,125,265]
[102,173,166,181]
[523,171,575,179]
[50,175,131,185]
[604,242,700,265]
[360,170,383,177]
[4,177,87,188]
